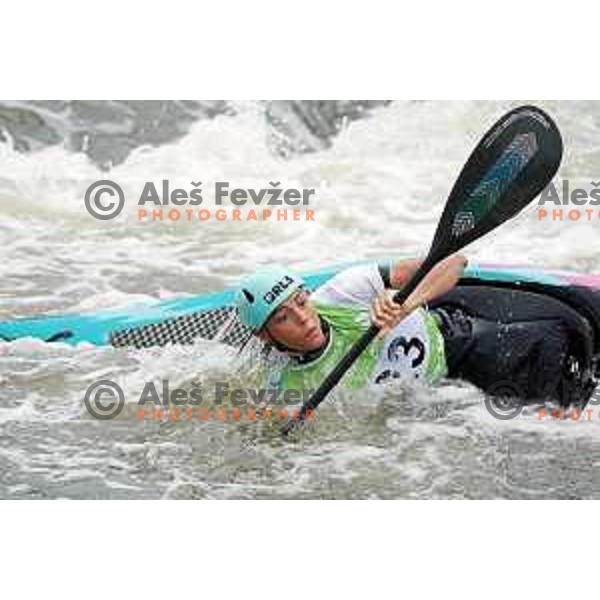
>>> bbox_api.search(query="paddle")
[282,104,563,435]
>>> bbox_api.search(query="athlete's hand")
[370,291,412,338]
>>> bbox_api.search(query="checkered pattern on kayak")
[109,307,252,349]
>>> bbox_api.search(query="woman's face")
[262,290,326,352]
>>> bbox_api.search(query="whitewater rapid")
[1,100,600,499]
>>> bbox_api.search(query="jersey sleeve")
[311,262,390,307]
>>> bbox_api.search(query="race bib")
[372,308,447,385]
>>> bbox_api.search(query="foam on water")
[1,100,600,498]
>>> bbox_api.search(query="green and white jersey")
[269,263,447,394]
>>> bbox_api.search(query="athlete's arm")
[384,255,467,294]
[403,253,467,310]
[387,259,422,289]
[372,254,467,336]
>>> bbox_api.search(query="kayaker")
[235,258,598,408]
[235,255,463,391]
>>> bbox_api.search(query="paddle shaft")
[297,257,436,418]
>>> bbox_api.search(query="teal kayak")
[1,261,600,350]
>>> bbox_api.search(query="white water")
[1,100,600,499]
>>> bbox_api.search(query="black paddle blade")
[429,105,563,260]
